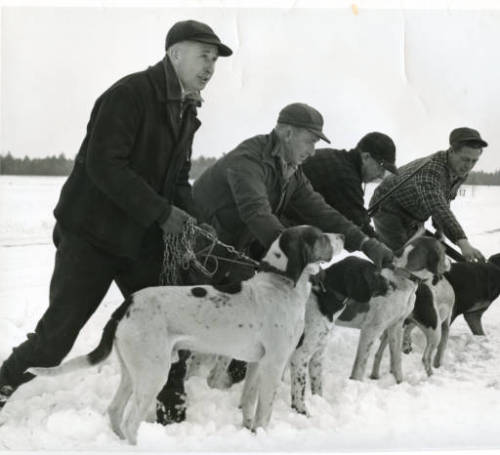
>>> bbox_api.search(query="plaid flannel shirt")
[302,148,376,237]
[370,150,467,242]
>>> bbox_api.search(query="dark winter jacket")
[54,57,200,258]
[192,131,367,253]
[302,148,376,237]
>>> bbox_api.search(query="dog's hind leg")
[207,355,232,390]
[120,335,173,445]
[387,322,404,383]
[370,330,388,380]
[108,346,132,440]
[464,310,486,336]
[240,362,259,430]
[434,317,450,369]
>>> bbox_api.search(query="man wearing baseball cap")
[0,20,232,425]
[302,132,397,237]
[370,127,487,262]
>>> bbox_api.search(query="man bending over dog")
[0,20,232,425]
[301,132,397,237]
[370,127,487,262]
[192,102,395,382]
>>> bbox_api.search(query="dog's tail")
[27,296,133,377]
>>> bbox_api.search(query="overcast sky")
[2,1,500,172]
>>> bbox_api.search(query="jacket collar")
[349,148,364,180]
[269,130,298,180]
[147,57,202,106]
[162,56,203,106]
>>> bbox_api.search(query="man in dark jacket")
[0,20,232,424]
[370,127,486,262]
[301,132,397,237]
[193,103,395,382]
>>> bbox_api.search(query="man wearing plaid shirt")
[370,127,487,262]
[302,132,397,237]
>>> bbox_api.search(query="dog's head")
[263,225,344,285]
[393,236,450,284]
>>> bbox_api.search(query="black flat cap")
[449,127,487,149]
[165,20,232,57]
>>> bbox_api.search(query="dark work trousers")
[372,209,422,251]
[0,223,187,422]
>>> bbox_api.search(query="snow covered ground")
[1,175,500,453]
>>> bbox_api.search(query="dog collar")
[257,260,295,285]
[393,267,424,285]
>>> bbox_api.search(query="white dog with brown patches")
[28,226,343,444]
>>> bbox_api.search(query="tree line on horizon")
[1,152,500,185]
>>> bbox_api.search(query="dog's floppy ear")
[279,228,316,285]
[363,268,390,297]
[406,238,445,284]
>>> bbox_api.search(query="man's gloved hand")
[361,238,394,269]
[457,239,486,263]
[160,206,195,235]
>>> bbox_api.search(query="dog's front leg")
[370,330,388,380]
[350,329,378,381]
[402,322,415,354]
[240,362,259,430]
[309,346,326,396]
[290,350,309,416]
[252,361,285,430]
[433,317,450,369]
[387,322,404,383]
[421,324,440,376]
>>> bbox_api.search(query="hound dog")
[397,252,500,371]
[448,253,500,335]
[289,256,389,415]
[336,236,450,384]
[28,226,344,444]
[372,276,455,378]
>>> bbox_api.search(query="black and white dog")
[290,236,449,415]
[28,226,344,444]
[399,252,500,370]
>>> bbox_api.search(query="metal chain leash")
[160,221,260,285]
[191,225,260,267]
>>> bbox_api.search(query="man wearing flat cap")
[194,103,394,269]
[301,132,397,237]
[370,127,487,262]
[0,20,232,424]
[193,103,395,381]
